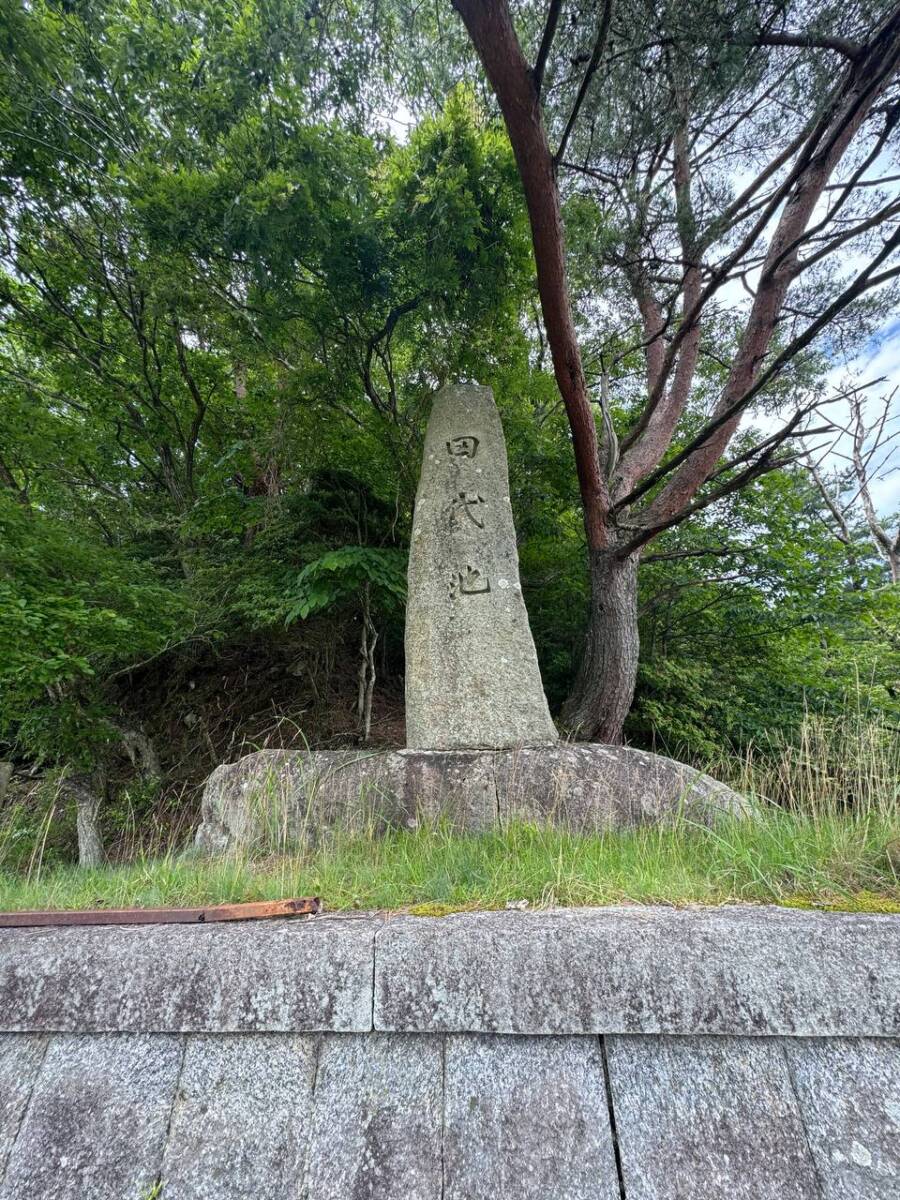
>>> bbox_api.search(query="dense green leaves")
[284,546,407,623]
[0,0,897,801]
[0,1,534,771]
[0,495,189,764]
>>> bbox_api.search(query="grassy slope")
[1,808,897,914]
[2,712,897,914]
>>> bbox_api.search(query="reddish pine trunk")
[561,551,640,743]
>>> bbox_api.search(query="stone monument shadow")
[195,384,746,855]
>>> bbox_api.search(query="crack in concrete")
[600,1036,628,1200]
[781,1039,827,1200]
[370,920,379,1032]
[439,1035,447,1200]
[154,1034,187,1196]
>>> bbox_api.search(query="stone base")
[193,745,748,855]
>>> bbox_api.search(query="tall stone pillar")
[405,384,558,750]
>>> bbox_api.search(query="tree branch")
[849,392,900,578]
[803,454,853,544]
[642,545,737,563]
[615,230,900,517]
[625,10,900,458]
[748,31,863,62]
[532,0,563,96]
[618,442,804,557]
[553,0,613,167]
[617,114,703,492]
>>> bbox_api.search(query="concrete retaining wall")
[0,907,898,1199]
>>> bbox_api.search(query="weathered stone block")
[194,749,410,855]
[605,1034,821,1199]
[405,384,557,749]
[194,747,501,853]
[443,1034,619,1199]
[162,1034,318,1200]
[0,1033,182,1200]
[374,906,900,1035]
[193,743,745,852]
[303,1033,443,1199]
[785,1037,900,1198]
[496,743,746,830]
[0,917,377,1032]
[399,749,498,829]
[0,1035,46,1184]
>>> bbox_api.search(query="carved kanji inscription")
[406,383,557,748]
[446,435,479,459]
[450,490,486,530]
[450,565,491,598]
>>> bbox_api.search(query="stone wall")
[0,908,898,1198]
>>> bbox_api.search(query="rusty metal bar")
[0,897,321,928]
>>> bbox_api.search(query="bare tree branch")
[743,31,863,62]
[532,0,563,96]
[552,0,613,168]
[848,392,900,580]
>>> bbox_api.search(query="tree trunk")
[451,0,610,550]
[561,551,640,743]
[118,728,161,780]
[0,762,12,807]
[356,587,378,744]
[68,771,106,868]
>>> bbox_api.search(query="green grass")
[1,806,897,914]
[2,709,898,915]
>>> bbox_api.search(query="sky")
[824,317,900,519]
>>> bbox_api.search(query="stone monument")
[194,383,746,855]
[406,384,557,749]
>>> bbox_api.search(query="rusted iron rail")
[0,897,320,928]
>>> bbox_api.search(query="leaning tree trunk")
[561,550,640,744]
[0,762,12,807]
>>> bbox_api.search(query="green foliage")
[0,774,79,874]
[0,496,190,765]
[0,0,897,867]
[284,547,407,623]
[0,1,530,774]
[626,465,900,757]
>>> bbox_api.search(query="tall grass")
[0,710,897,913]
[713,708,900,816]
